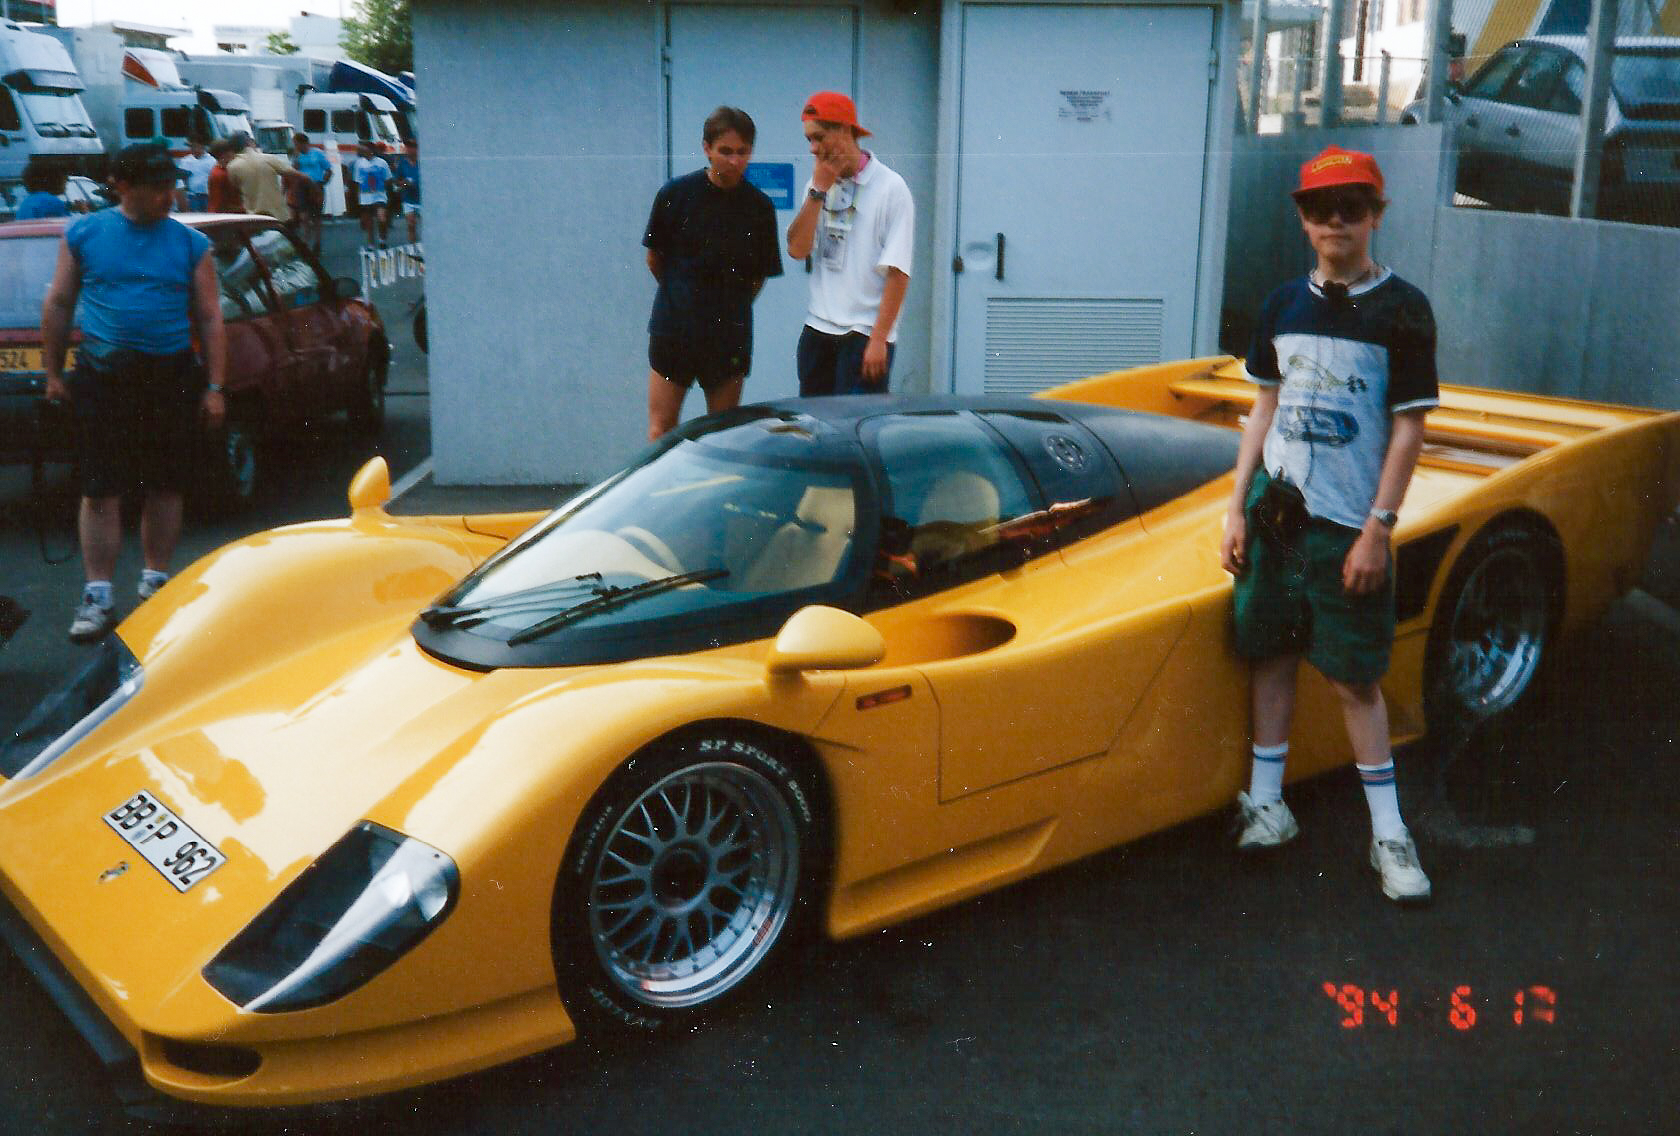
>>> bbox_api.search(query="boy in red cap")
[1218,145,1440,903]
[786,91,914,395]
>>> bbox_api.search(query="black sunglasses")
[1296,191,1374,224]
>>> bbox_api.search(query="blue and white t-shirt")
[1246,269,1439,530]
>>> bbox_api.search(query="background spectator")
[176,138,215,212]
[16,160,70,220]
[393,138,421,244]
[291,132,332,253]
[350,141,393,248]
[207,138,244,213]
[226,134,309,223]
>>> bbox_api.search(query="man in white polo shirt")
[785,91,914,395]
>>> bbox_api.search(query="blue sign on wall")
[745,162,796,210]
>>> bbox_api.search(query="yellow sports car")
[1,357,1675,1115]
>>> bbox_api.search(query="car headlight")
[203,822,458,1013]
[1,637,143,780]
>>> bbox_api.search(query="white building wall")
[415,0,940,485]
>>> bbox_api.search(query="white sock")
[83,580,113,609]
[1358,759,1407,842]
[1248,742,1288,804]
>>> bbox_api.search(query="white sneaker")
[1370,834,1432,903]
[1236,791,1299,851]
[68,600,115,644]
[138,572,169,600]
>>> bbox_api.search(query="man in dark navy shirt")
[41,143,227,644]
[643,106,783,440]
[1219,146,1440,904]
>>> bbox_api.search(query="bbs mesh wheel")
[554,730,826,1032]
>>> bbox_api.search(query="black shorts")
[649,334,749,393]
[357,199,388,218]
[70,346,205,499]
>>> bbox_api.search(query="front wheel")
[1425,524,1559,730]
[554,731,826,1033]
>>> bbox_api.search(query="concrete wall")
[1431,209,1680,408]
[1223,124,1680,410]
[414,0,939,486]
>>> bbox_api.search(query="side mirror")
[347,455,391,515]
[332,275,362,300]
[766,605,885,676]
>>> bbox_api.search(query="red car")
[0,213,389,511]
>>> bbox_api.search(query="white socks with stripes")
[1358,759,1407,842]
[1248,742,1288,805]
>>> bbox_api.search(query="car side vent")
[983,297,1164,396]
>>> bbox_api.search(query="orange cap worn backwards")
[1292,145,1384,198]
[802,91,872,137]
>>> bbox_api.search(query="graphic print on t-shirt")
[1246,271,1440,530]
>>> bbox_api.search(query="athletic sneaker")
[1235,791,1299,851]
[1370,834,1432,903]
[138,571,169,600]
[68,599,115,644]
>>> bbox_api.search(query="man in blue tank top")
[41,142,228,644]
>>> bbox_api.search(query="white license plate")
[104,790,226,892]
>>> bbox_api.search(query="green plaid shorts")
[1231,470,1395,685]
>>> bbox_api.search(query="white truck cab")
[0,20,103,181]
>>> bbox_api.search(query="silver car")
[1408,36,1680,223]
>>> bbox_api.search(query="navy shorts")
[69,346,206,499]
[649,334,750,393]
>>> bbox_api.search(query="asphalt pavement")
[2,230,1678,1132]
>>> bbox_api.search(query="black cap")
[111,141,181,186]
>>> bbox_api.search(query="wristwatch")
[206,383,225,394]
[1369,507,1398,527]
[807,185,828,203]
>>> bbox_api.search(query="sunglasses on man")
[1295,190,1376,224]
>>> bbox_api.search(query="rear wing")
[1038,356,1666,474]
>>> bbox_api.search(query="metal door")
[665,4,856,403]
[952,4,1215,395]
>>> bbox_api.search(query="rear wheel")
[195,420,261,517]
[347,343,388,438]
[1425,524,1559,729]
[554,731,825,1033]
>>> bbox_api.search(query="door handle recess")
[995,233,1006,282]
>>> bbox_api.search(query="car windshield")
[434,415,864,645]
[1613,49,1680,116]
[0,237,60,330]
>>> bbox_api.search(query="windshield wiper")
[508,569,729,645]
[419,573,605,630]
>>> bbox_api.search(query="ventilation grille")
[982,297,1165,395]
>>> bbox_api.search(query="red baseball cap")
[1292,145,1384,197]
[802,91,872,138]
